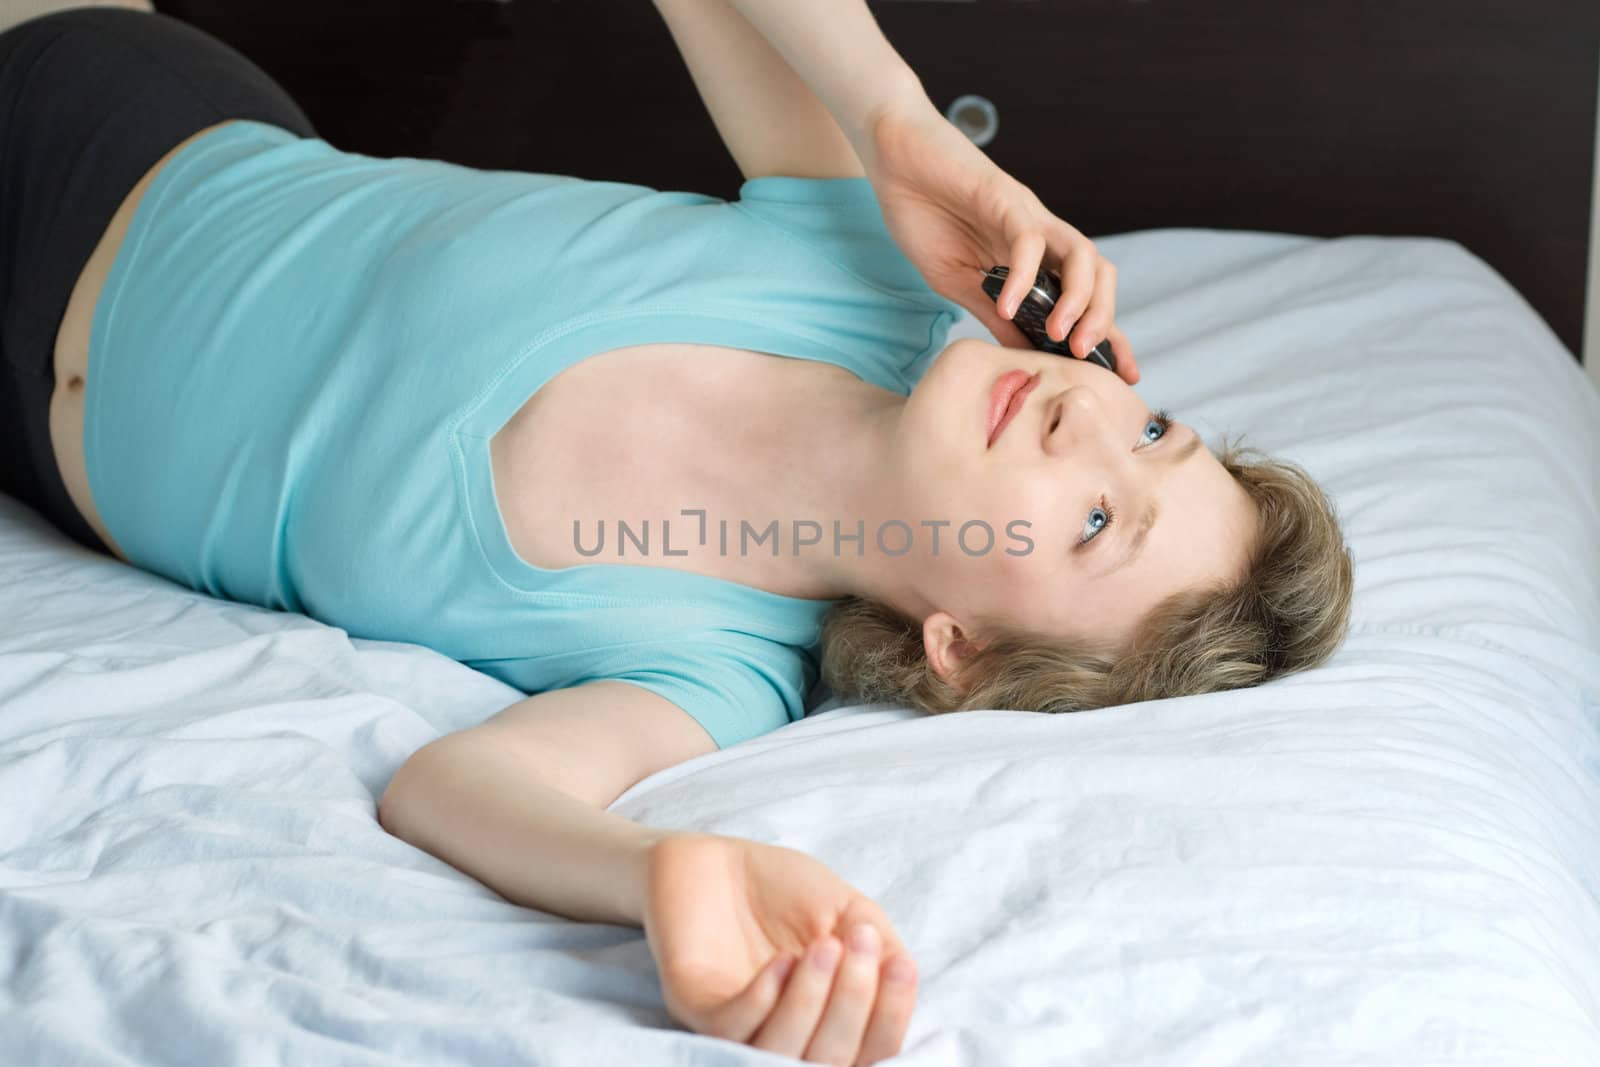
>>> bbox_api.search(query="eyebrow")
[1105,428,1206,577]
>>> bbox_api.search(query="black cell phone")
[981,265,1118,376]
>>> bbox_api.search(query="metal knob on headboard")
[945,94,999,147]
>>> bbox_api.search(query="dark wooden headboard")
[156,0,1600,365]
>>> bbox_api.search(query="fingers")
[838,904,915,1064]
[978,306,1033,353]
[749,936,845,1057]
[1106,324,1141,384]
[999,232,1047,319]
[748,925,917,1067]
[1046,238,1100,348]
[1066,258,1117,360]
[857,954,918,1067]
[802,924,882,1065]
[700,952,798,1045]
[1020,213,1124,358]
[992,217,1138,379]
[1041,234,1137,378]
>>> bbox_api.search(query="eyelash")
[1079,409,1175,547]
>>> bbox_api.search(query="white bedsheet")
[2,228,1598,1066]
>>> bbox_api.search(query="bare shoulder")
[449,681,719,808]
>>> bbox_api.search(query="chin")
[921,337,980,381]
[905,340,963,413]
[931,337,998,398]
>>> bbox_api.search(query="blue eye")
[1080,500,1117,545]
[1079,410,1174,546]
[1141,411,1171,444]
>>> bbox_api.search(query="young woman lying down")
[0,1,1353,1063]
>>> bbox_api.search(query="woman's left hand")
[643,833,917,1065]
[858,99,1140,385]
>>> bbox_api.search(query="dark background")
[155,0,1600,364]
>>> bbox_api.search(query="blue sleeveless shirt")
[85,120,962,748]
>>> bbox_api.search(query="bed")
[4,221,1598,1063]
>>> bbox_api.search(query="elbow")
[375,782,402,834]
[376,739,441,837]
[375,771,406,836]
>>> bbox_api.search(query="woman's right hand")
[641,832,918,1065]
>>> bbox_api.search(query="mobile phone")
[981,265,1118,375]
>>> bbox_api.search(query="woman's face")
[882,338,1258,658]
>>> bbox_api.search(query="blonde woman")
[0,2,1353,1063]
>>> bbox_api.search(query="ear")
[922,610,985,692]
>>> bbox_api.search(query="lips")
[986,370,1041,447]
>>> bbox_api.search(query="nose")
[1042,386,1111,456]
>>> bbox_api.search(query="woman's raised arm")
[653,0,869,181]
[711,0,930,163]
[689,0,1141,378]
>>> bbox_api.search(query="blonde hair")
[818,436,1354,713]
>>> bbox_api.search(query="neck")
[744,365,926,615]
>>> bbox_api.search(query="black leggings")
[0,7,316,554]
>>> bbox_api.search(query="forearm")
[378,731,672,927]
[719,0,932,154]
[654,0,866,179]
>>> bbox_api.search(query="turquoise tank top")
[86,120,962,749]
